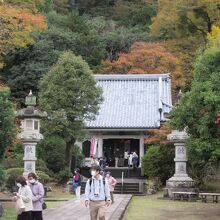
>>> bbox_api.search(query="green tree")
[1,12,150,103]
[37,135,66,173]
[142,144,174,184]
[114,0,157,28]
[0,164,6,188]
[0,86,15,159]
[38,51,102,168]
[170,30,220,183]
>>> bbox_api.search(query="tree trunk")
[65,139,75,170]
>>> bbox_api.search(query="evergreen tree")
[170,28,220,183]
[38,51,102,167]
[0,86,15,159]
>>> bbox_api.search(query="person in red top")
[73,168,81,202]
[105,172,117,204]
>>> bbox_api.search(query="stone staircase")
[81,167,142,178]
[80,167,145,194]
[105,167,142,178]
[80,180,145,195]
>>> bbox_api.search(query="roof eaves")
[94,73,170,81]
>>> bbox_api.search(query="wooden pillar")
[97,137,103,158]
[139,134,144,167]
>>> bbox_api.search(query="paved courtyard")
[43,194,132,220]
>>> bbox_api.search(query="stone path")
[43,194,132,220]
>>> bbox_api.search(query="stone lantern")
[16,91,47,176]
[164,130,197,197]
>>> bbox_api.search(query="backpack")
[89,177,106,200]
[89,177,105,187]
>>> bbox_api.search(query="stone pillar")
[23,142,38,175]
[17,127,43,176]
[139,135,144,167]
[97,137,103,158]
[164,130,196,198]
[16,91,46,177]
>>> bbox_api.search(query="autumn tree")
[151,0,220,41]
[150,0,220,89]
[1,12,150,104]
[0,2,47,68]
[99,41,185,92]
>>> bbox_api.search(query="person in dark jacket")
[73,168,81,202]
[98,157,105,171]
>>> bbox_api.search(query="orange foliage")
[214,113,220,124]
[0,3,47,68]
[99,42,185,91]
[145,124,171,145]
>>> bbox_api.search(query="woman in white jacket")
[13,176,33,220]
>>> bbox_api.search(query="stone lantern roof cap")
[16,90,47,119]
[16,107,47,119]
[167,129,189,143]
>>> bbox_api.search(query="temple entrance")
[103,139,139,167]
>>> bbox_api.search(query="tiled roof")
[85,74,172,129]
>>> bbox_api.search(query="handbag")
[73,181,78,189]
[32,190,47,210]
[15,197,25,215]
[42,202,47,210]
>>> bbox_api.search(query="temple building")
[79,74,172,168]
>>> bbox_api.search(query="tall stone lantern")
[16,91,47,176]
[164,130,197,197]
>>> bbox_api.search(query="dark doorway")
[82,140,91,157]
[103,139,139,167]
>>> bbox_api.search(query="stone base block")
[164,176,198,198]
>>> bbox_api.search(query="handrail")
[121,171,124,194]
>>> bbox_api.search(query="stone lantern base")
[164,130,198,198]
[164,175,197,198]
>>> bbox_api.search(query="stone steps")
[80,182,142,194]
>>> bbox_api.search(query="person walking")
[13,176,33,220]
[132,152,139,169]
[73,168,81,202]
[85,165,111,220]
[28,173,44,220]
[105,172,117,204]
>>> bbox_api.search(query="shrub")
[3,155,50,175]
[6,168,23,190]
[57,168,71,184]
[146,177,163,194]
[36,159,50,174]
[0,164,6,189]
[36,171,51,184]
[72,144,85,169]
[37,135,66,174]
[3,155,23,169]
[142,144,175,185]
[6,168,51,190]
